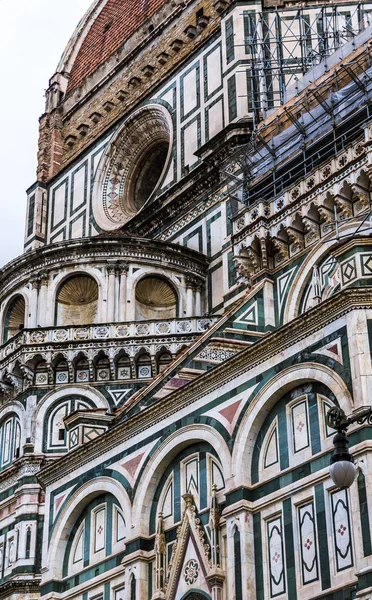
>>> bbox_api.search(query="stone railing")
[0,317,217,362]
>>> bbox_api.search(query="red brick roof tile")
[67,0,168,92]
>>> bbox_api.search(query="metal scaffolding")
[239,2,372,122]
[221,35,372,215]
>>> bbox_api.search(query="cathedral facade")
[2,1,372,599]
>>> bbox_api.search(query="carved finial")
[182,493,194,509]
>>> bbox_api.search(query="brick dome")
[67,0,169,92]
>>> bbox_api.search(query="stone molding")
[0,456,44,493]
[0,580,41,599]
[0,237,209,298]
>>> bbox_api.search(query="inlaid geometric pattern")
[185,458,199,494]
[298,502,319,584]
[204,384,258,436]
[73,527,84,564]
[291,399,309,454]
[69,429,79,448]
[76,369,89,382]
[235,301,258,326]
[361,253,372,276]
[277,267,297,313]
[321,398,336,438]
[312,337,343,365]
[264,426,279,469]
[162,480,173,519]
[53,484,75,523]
[122,452,145,481]
[331,489,353,571]
[94,507,106,553]
[267,516,286,597]
[107,389,132,406]
[83,427,105,443]
[211,460,225,491]
[341,257,357,286]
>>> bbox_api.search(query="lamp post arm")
[326,405,372,432]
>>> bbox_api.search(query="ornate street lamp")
[326,406,372,488]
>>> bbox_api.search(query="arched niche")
[55,275,98,326]
[232,363,354,487]
[135,276,177,321]
[131,425,231,537]
[3,296,26,342]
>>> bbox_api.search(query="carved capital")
[116,261,129,275]
[30,276,40,290]
[271,238,289,265]
[333,194,353,219]
[39,271,49,285]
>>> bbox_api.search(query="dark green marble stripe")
[253,512,264,600]
[283,498,297,599]
[315,483,331,590]
[357,471,372,556]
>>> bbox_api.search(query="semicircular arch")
[131,424,232,537]
[232,363,353,487]
[284,226,370,323]
[44,476,132,581]
[34,386,110,452]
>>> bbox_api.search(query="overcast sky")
[0,0,93,267]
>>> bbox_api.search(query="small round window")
[94,105,172,231]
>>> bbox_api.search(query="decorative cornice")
[0,580,40,598]
[0,236,209,298]
[0,455,45,494]
[38,286,372,487]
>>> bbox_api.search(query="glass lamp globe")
[329,460,356,489]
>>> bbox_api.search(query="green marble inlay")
[225,16,235,64]
[227,75,237,121]
[253,512,264,600]
[283,498,297,599]
[358,470,372,556]
[315,483,331,590]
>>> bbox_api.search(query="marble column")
[185,276,195,317]
[195,283,202,315]
[107,265,116,323]
[37,272,48,327]
[118,262,129,322]
[29,277,40,328]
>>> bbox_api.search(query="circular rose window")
[93,105,172,231]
